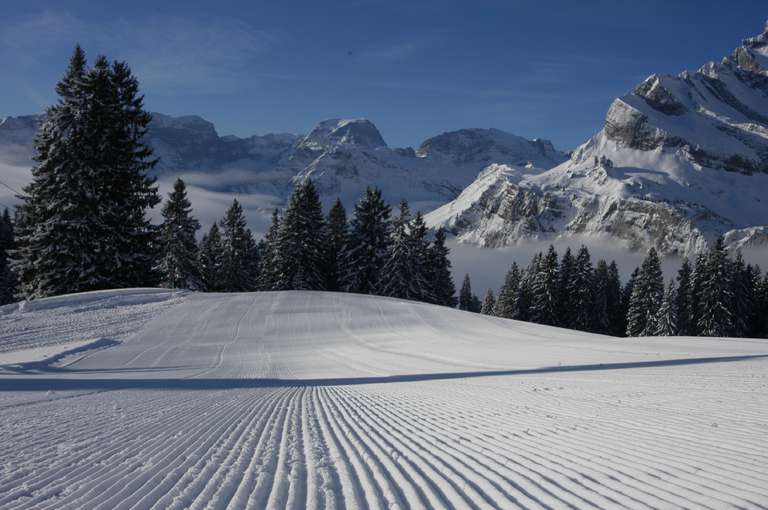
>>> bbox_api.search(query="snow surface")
[1,290,767,508]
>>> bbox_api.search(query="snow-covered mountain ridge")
[0,113,566,213]
[427,22,768,256]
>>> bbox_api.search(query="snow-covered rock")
[427,22,768,256]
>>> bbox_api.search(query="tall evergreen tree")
[515,255,540,321]
[275,180,326,290]
[324,198,347,291]
[592,259,611,334]
[377,201,423,300]
[219,199,257,292]
[343,188,391,294]
[0,209,16,304]
[675,258,693,335]
[697,237,734,337]
[557,247,576,327]
[13,47,159,298]
[654,280,679,336]
[494,262,521,318]
[480,289,496,315]
[688,252,708,335]
[606,261,625,336]
[626,247,664,337]
[531,246,560,326]
[198,223,224,292]
[731,251,755,338]
[618,267,638,337]
[458,274,477,311]
[425,228,457,307]
[409,212,434,302]
[756,273,768,338]
[569,246,595,332]
[257,210,281,291]
[156,179,200,289]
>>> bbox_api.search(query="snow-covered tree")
[687,253,707,335]
[626,248,664,337]
[157,179,200,289]
[592,259,611,334]
[275,179,326,290]
[731,251,755,338]
[425,228,457,307]
[220,199,257,292]
[324,199,347,291]
[343,188,391,294]
[198,223,224,292]
[480,289,496,315]
[531,246,560,326]
[654,280,679,336]
[697,237,734,337]
[13,47,159,298]
[0,209,16,304]
[557,247,575,327]
[569,246,594,332]
[606,261,625,336]
[674,258,693,335]
[377,201,422,300]
[494,262,521,318]
[257,210,281,291]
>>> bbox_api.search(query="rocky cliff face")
[426,22,768,256]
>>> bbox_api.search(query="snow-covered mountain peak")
[297,118,388,153]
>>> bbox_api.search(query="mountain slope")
[427,23,768,255]
[0,290,767,508]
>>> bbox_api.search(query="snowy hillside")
[0,113,565,219]
[427,22,768,256]
[1,290,767,508]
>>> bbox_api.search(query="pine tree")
[731,251,755,338]
[409,212,434,302]
[569,246,595,332]
[515,254,540,321]
[0,209,17,304]
[756,273,768,338]
[275,179,326,290]
[480,289,496,315]
[697,237,734,337]
[425,228,457,307]
[592,259,611,334]
[13,47,159,298]
[257,210,281,291]
[675,258,693,335]
[654,280,679,336]
[494,262,521,318]
[156,179,200,289]
[458,274,475,311]
[220,199,256,292]
[557,247,576,328]
[531,246,560,326]
[688,253,707,335]
[343,188,391,294]
[377,201,421,300]
[606,261,625,336]
[626,247,664,337]
[198,223,224,292]
[324,199,347,291]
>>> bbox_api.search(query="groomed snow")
[1,291,767,508]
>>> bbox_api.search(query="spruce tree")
[688,253,707,335]
[557,247,576,328]
[654,280,679,336]
[515,255,540,321]
[377,201,421,300]
[0,209,17,304]
[343,188,391,294]
[626,247,664,337]
[13,47,159,298]
[480,289,496,315]
[494,262,521,318]
[675,258,693,335]
[697,237,734,337]
[731,251,755,338]
[425,228,457,307]
[756,273,768,338]
[275,179,326,290]
[220,199,256,292]
[606,261,625,336]
[592,259,611,334]
[324,198,347,291]
[458,274,475,311]
[409,212,434,302]
[157,179,200,289]
[569,246,595,332]
[619,268,638,337]
[198,223,224,292]
[531,246,560,326]
[257,210,281,291]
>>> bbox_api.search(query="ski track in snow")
[1,290,767,509]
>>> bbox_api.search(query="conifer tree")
[606,261,625,336]
[731,251,755,337]
[458,274,476,311]
[0,209,16,304]
[654,280,679,336]
[688,253,708,335]
[157,179,200,289]
[515,255,540,321]
[494,262,521,318]
[675,258,693,335]
[626,248,664,337]
[756,273,768,338]
[697,237,734,337]
[425,228,457,307]
[531,246,560,326]
[557,247,576,327]
[198,223,224,292]
[275,179,326,290]
[377,201,422,300]
[343,188,391,294]
[257,210,281,290]
[480,289,496,315]
[220,199,256,292]
[409,212,434,302]
[324,199,347,291]
[569,246,595,332]
[13,47,159,298]
[592,259,611,334]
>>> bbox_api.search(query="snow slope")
[0,291,767,508]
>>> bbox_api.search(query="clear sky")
[1,0,766,150]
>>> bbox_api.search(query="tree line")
[457,242,768,338]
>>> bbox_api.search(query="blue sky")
[1,0,766,149]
